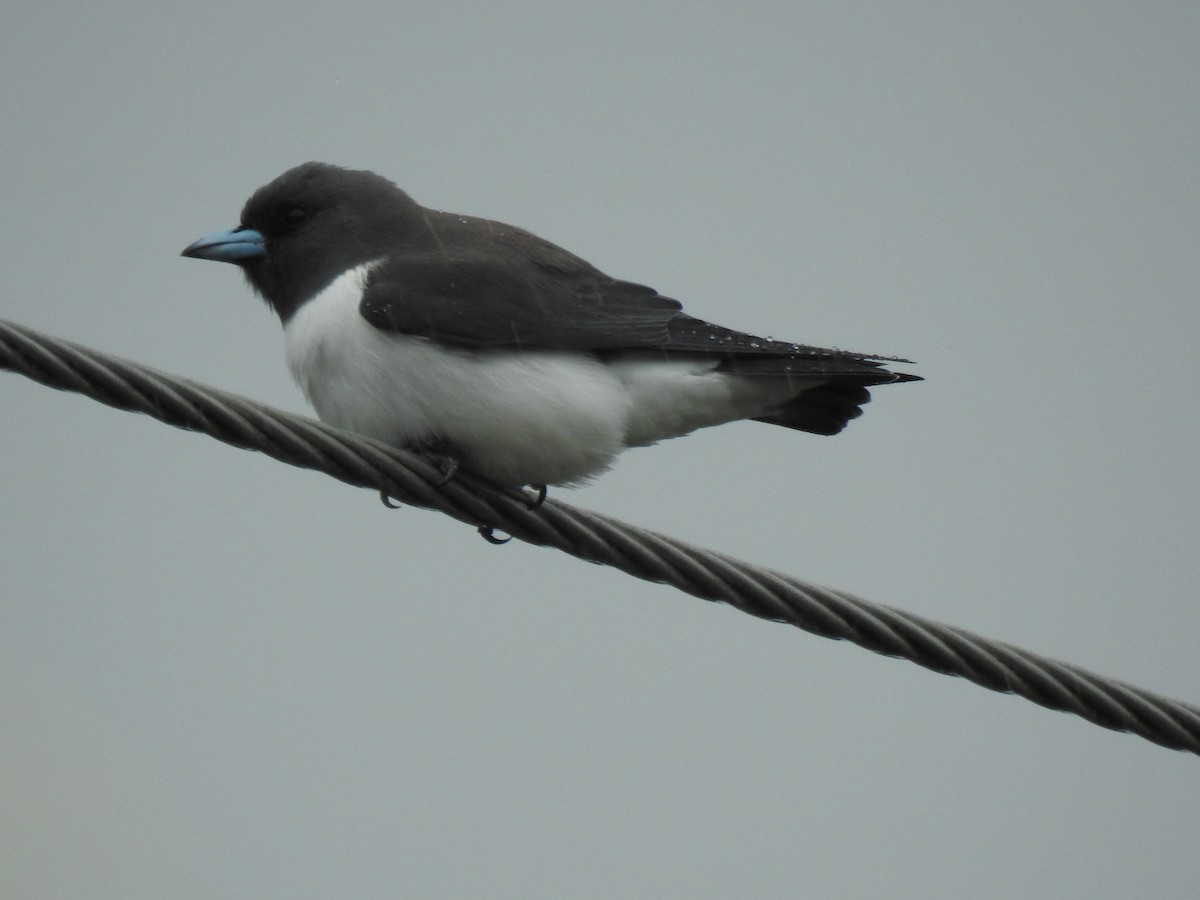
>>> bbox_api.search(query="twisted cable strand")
[3,316,1198,755]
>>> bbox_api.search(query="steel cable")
[3,316,1197,755]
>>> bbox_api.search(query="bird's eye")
[286,206,309,226]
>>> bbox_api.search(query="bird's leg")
[391,439,546,541]
[472,486,545,544]
[490,483,548,509]
[412,438,464,487]
[378,440,464,508]
[432,456,460,487]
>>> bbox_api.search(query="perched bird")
[182,162,918,488]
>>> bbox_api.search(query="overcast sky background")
[2,3,1198,898]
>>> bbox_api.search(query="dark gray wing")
[359,254,684,350]
[358,252,916,385]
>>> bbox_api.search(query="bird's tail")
[754,372,920,436]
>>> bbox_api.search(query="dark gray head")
[182,162,427,321]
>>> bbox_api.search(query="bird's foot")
[432,456,460,487]
[522,484,548,508]
[378,443,462,508]
[417,440,463,487]
[474,486,547,544]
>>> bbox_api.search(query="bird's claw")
[475,485,546,544]
[478,526,512,545]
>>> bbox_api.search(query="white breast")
[283,264,633,485]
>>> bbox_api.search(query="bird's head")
[182,162,424,321]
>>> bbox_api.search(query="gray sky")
[2,2,1198,897]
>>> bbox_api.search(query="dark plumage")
[183,163,919,484]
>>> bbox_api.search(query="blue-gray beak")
[181,227,265,263]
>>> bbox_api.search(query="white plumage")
[284,263,811,486]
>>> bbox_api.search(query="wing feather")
[358,253,915,385]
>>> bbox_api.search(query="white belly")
[283,263,806,486]
[284,264,635,485]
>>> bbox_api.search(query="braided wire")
[3,316,1198,756]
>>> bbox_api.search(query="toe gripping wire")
[2,316,1199,757]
